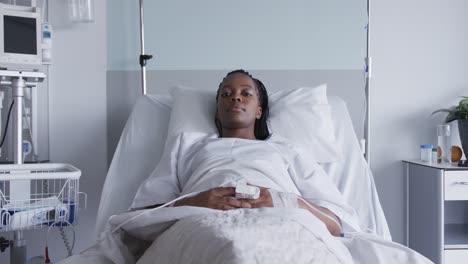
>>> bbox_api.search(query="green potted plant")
[433,96,468,159]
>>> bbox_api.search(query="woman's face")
[216,73,262,131]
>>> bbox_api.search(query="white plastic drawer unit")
[445,171,468,201]
[445,249,468,264]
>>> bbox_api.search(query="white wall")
[371,0,468,244]
[0,0,107,262]
[46,0,107,260]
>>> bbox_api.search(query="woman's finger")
[222,204,235,210]
[224,197,251,208]
[250,202,264,209]
[243,195,272,208]
[212,187,236,196]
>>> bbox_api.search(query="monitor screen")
[3,15,37,55]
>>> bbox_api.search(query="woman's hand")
[239,186,273,208]
[173,187,252,210]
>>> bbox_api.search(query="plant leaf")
[461,112,468,120]
[432,100,468,123]
[445,112,460,123]
[432,108,455,115]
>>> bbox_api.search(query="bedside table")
[404,160,468,264]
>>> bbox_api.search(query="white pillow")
[167,84,340,163]
[96,94,172,234]
[268,84,340,163]
[167,85,217,138]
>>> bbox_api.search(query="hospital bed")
[60,84,433,264]
[97,90,390,238]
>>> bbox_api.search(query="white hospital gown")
[132,132,360,232]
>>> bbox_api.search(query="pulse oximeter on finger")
[235,181,260,199]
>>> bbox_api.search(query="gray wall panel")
[108,0,366,71]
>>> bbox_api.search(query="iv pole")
[364,0,371,165]
[138,0,153,95]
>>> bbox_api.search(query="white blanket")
[60,207,432,264]
[75,133,431,263]
[138,208,351,264]
[132,133,361,232]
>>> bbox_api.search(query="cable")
[73,190,203,256]
[22,98,39,161]
[59,225,73,256]
[362,81,368,142]
[0,100,14,149]
[111,191,201,233]
[297,197,342,232]
[362,23,369,155]
[109,181,238,234]
[43,177,74,256]
[45,220,76,261]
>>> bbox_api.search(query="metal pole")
[11,231,26,264]
[11,77,26,264]
[364,0,371,165]
[139,0,147,95]
[12,78,24,165]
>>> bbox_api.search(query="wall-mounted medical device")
[0,4,41,65]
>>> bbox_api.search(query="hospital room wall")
[46,0,107,260]
[0,0,107,262]
[45,1,107,261]
[371,0,468,245]
[106,0,368,164]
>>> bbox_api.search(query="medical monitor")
[0,4,41,65]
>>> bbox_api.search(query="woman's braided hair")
[215,69,270,140]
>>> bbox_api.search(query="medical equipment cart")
[0,163,85,252]
[0,70,86,264]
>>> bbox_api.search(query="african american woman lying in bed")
[131,69,359,236]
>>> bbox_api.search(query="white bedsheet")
[326,97,391,239]
[132,132,361,233]
[96,95,391,240]
[60,207,431,264]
